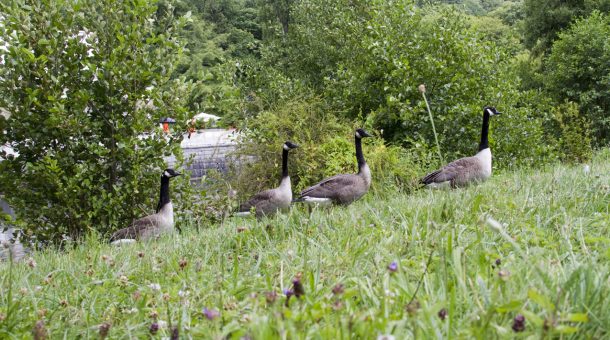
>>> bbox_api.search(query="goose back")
[239,177,292,216]
[421,149,491,188]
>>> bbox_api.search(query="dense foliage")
[0,0,193,244]
[544,12,610,145]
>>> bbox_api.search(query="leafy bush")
[550,102,593,163]
[0,0,193,244]
[544,11,610,146]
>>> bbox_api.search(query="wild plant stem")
[422,92,444,164]
[408,248,435,305]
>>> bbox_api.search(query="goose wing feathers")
[299,174,366,203]
[110,215,157,241]
[239,189,275,212]
[421,156,482,184]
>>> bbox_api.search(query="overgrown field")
[1,150,609,339]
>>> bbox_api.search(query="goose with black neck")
[110,168,181,244]
[421,106,502,188]
[235,141,299,217]
[297,128,373,205]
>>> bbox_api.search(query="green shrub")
[551,102,593,163]
[0,0,193,245]
[544,11,610,146]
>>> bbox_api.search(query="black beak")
[361,130,373,138]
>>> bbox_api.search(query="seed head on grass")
[266,291,278,304]
[32,320,48,340]
[171,327,179,340]
[119,275,128,286]
[406,300,420,316]
[332,283,345,295]
[438,308,448,320]
[27,257,37,268]
[178,258,188,270]
[512,314,525,332]
[292,273,305,298]
[98,322,111,339]
[149,322,159,334]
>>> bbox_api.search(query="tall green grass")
[1,150,609,338]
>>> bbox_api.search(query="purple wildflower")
[512,314,525,332]
[203,307,220,321]
[149,322,159,334]
[332,283,345,295]
[292,278,305,298]
[387,261,398,273]
[284,289,294,307]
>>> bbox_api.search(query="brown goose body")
[236,141,298,217]
[298,129,373,205]
[110,169,180,243]
[299,166,371,205]
[421,148,491,188]
[421,107,501,188]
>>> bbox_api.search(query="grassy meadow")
[1,150,609,339]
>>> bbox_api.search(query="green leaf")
[554,325,579,334]
[528,289,555,312]
[565,313,588,323]
[496,300,523,313]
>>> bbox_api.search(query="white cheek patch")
[355,131,361,138]
[486,108,494,116]
[164,170,170,177]
[283,144,290,150]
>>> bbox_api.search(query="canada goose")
[235,141,299,217]
[297,129,373,205]
[421,106,502,188]
[110,168,181,243]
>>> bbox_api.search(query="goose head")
[162,168,182,178]
[484,107,502,117]
[355,128,373,139]
[283,141,299,150]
